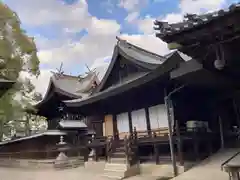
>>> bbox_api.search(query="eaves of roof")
[154,3,240,40]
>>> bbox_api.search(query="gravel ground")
[0,167,159,180]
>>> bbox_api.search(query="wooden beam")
[112,114,118,140]
[176,119,184,166]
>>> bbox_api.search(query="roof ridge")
[51,72,79,79]
[116,36,165,60]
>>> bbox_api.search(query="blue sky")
[3,0,238,94]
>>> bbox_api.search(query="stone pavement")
[0,166,159,180]
[172,149,239,180]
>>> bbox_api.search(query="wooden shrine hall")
[63,37,236,176]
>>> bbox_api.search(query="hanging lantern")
[214,59,225,70]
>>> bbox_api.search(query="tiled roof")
[117,37,166,67]
[154,2,240,39]
[93,37,167,94]
[34,72,99,107]
[51,72,98,97]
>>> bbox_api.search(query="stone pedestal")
[54,152,69,169]
[88,149,96,161]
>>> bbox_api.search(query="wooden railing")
[106,136,114,162]
[137,129,169,139]
[125,127,138,166]
[88,126,216,165]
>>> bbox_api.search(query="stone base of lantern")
[88,149,96,162]
[54,152,70,169]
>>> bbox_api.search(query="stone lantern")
[54,135,70,169]
[88,134,96,161]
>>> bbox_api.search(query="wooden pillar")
[128,111,133,134]
[176,119,184,166]
[145,107,151,136]
[193,132,200,161]
[154,144,159,164]
[233,99,240,128]
[219,115,225,149]
[113,114,118,140]
[164,94,178,177]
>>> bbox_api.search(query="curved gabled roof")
[117,37,166,67]
[34,72,99,109]
[94,38,167,93]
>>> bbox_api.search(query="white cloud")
[137,16,155,34]
[118,0,148,12]
[87,17,120,35]
[163,13,184,24]
[125,11,140,23]
[36,33,119,70]
[120,34,170,56]
[7,0,90,32]
[90,56,111,80]
[32,69,53,96]
[5,0,121,69]
[179,0,226,14]
[134,13,183,35]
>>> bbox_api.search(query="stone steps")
[102,163,127,179]
[105,163,127,171]
[112,152,125,158]
[110,157,127,164]
[102,162,140,179]
[84,161,106,173]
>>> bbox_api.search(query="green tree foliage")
[0,3,41,139]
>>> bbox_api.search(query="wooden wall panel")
[104,115,114,136]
